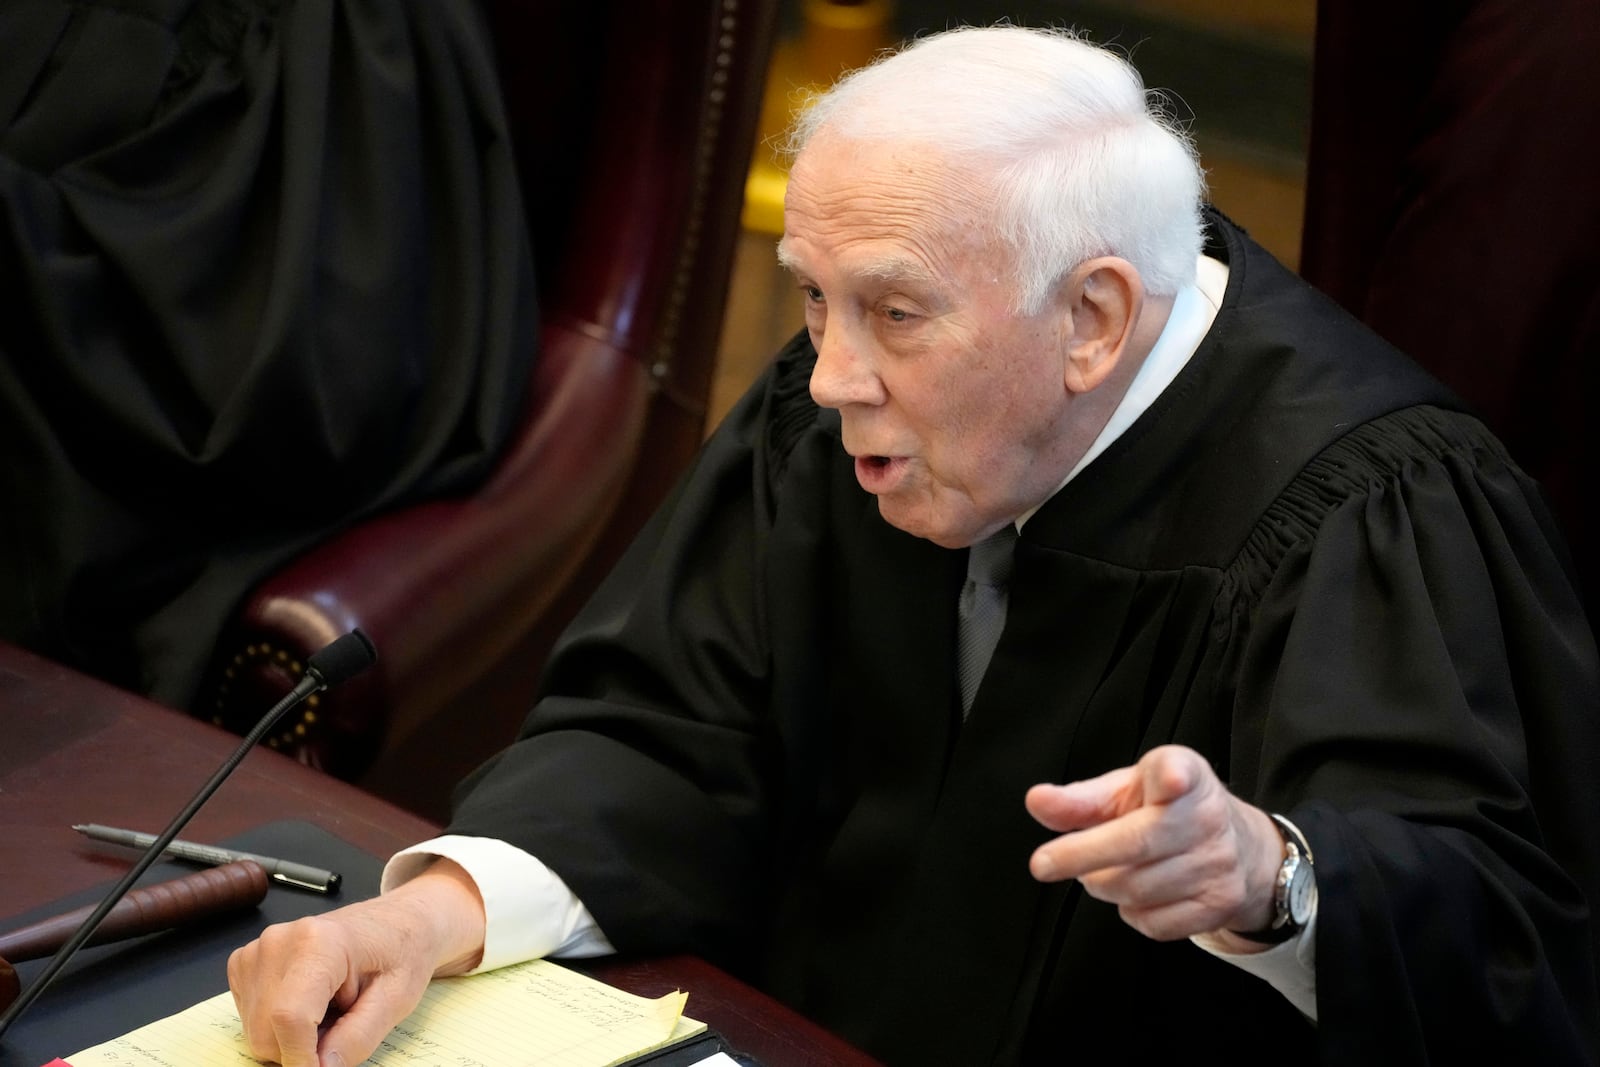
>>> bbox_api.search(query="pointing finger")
[1024,764,1142,832]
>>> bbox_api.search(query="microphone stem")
[0,672,324,1039]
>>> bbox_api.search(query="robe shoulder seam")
[1219,403,1508,609]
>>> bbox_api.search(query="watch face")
[1287,862,1316,926]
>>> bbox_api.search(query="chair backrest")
[201,0,779,820]
[480,0,782,604]
[493,0,764,463]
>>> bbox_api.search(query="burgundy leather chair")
[197,0,779,821]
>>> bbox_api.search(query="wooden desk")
[0,641,877,1066]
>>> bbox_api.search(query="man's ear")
[1061,257,1141,394]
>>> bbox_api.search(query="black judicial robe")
[449,213,1600,1064]
[0,0,534,708]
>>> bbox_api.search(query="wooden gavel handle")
[0,860,270,964]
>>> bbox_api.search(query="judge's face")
[780,135,1080,549]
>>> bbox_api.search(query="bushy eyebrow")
[774,239,806,277]
[856,255,939,288]
[775,240,939,291]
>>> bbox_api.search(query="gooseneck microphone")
[0,629,378,1042]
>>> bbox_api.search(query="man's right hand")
[227,858,487,1067]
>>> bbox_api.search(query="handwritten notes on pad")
[55,958,707,1066]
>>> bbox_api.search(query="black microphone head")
[305,629,378,688]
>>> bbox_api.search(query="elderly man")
[228,26,1600,1066]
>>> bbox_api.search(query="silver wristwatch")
[1240,812,1316,943]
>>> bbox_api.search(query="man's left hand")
[1025,744,1284,945]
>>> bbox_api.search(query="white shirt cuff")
[1191,910,1318,1021]
[382,835,616,973]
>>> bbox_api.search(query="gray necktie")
[957,525,1018,718]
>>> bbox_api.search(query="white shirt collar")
[1017,254,1229,529]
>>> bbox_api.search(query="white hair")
[783,25,1207,309]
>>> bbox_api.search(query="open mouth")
[853,453,907,493]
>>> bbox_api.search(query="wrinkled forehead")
[780,134,998,275]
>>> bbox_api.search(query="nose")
[808,322,886,409]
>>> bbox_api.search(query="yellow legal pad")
[58,958,706,1066]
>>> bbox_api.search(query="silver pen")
[72,823,343,894]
